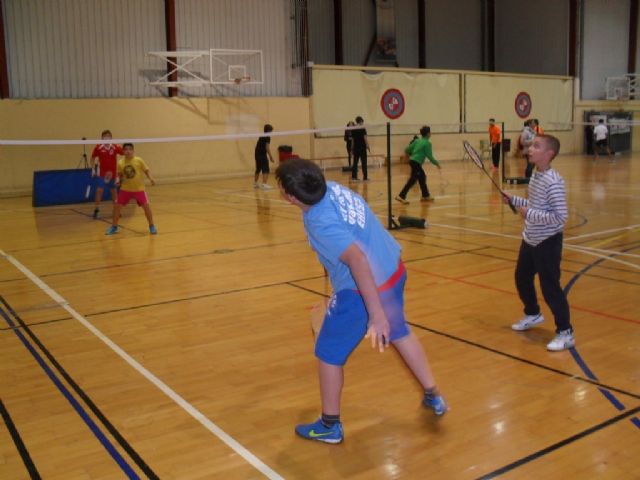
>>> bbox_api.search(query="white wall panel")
[175,0,295,96]
[3,0,165,99]
[308,0,334,65]
[395,0,419,68]
[582,0,630,99]
[425,0,482,71]
[495,0,568,76]
[342,0,375,66]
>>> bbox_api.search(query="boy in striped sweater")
[503,135,574,351]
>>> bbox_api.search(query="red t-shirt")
[92,144,123,178]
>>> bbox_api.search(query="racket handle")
[501,193,518,214]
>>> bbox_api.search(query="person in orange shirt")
[488,119,502,172]
[533,119,544,135]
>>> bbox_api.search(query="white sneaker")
[394,195,409,205]
[511,313,544,331]
[261,183,274,190]
[253,183,260,189]
[547,330,575,351]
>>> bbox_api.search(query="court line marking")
[428,223,640,270]
[563,245,640,430]
[0,398,42,479]
[0,249,285,480]
[286,278,640,400]
[567,243,640,259]
[566,224,640,241]
[475,405,640,479]
[0,305,141,479]
[408,265,640,326]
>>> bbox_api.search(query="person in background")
[254,124,275,189]
[519,120,536,178]
[532,119,544,135]
[488,119,502,173]
[90,130,123,219]
[105,143,157,236]
[395,126,441,204]
[350,116,370,182]
[593,118,614,161]
[344,121,355,167]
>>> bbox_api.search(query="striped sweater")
[511,168,568,246]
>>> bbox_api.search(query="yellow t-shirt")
[117,156,149,192]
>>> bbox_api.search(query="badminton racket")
[462,141,517,214]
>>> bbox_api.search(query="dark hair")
[101,129,112,137]
[538,134,560,157]
[598,118,605,123]
[489,118,495,122]
[264,124,274,132]
[123,142,134,149]
[420,126,430,137]
[275,158,327,206]
[355,116,364,124]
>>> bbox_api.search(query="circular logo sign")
[515,91,532,118]
[381,88,405,119]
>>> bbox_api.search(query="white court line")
[565,243,640,259]
[444,213,492,222]
[426,223,640,270]
[0,249,285,480]
[566,224,640,241]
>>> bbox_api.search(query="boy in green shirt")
[395,126,441,204]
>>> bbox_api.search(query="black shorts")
[255,153,269,174]
[595,139,608,148]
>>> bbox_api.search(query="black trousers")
[352,149,368,180]
[491,142,501,168]
[399,161,429,198]
[515,233,572,333]
[345,139,353,166]
[524,154,534,178]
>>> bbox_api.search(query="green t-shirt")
[404,137,439,167]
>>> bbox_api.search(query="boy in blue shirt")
[275,158,446,444]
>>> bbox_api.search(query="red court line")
[407,266,640,326]
[454,264,514,280]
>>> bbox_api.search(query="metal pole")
[501,121,505,183]
[387,122,393,229]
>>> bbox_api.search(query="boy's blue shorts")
[315,264,410,366]
[96,175,116,189]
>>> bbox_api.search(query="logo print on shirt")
[123,165,136,179]
[329,184,366,228]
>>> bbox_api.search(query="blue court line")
[0,306,140,479]
[564,244,640,430]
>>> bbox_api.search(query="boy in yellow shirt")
[106,143,157,235]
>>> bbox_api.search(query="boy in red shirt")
[91,130,123,218]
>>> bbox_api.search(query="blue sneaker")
[295,418,344,444]
[423,394,448,416]
[105,225,119,236]
[149,224,157,235]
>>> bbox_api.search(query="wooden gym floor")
[0,153,638,479]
